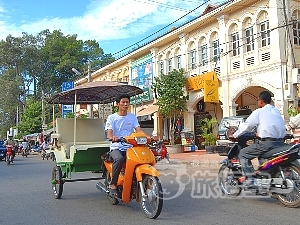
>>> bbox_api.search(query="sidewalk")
[168,150,259,168]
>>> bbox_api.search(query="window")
[168,58,172,72]
[176,55,182,69]
[190,49,197,69]
[245,27,254,52]
[260,21,270,47]
[212,40,220,62]
[159,60,164,74]
[292,10,300,45]
[201,44,208,66]
[231,32,240,56]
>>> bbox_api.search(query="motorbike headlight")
[135,137,147,145]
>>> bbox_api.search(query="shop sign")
[131,87,153,104]
[186,71,217,91]
[130,54,153,89]
[61,81,74,118]
[204,80,219,103]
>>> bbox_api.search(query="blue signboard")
[61,82,74,118]
[130,54,153,89]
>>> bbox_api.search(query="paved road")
[0,155,299,225]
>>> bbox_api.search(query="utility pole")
[42,89,46,133]
[87,61,93,118]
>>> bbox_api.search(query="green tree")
[0,29,113,137]
[0,69,23,137]
[153,69,189,144]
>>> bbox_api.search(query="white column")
[217,14,230,117]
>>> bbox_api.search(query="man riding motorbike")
[285,100,300,143]
[105,94,151,196]
[231,91,286,186]
[4,134,17,163]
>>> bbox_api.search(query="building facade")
[76,0,300,147]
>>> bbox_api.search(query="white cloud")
[0,0,204,43]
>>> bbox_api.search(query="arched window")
[157,55,164,74]
[199,37,208,66]
[166,51,172,73]
[230,23,240,56]
[188,41,197,70]
[258,11,270,47]
[174,48,182,69]
[292,9,300,45]
[243,17,254,52]
[211,32,220,62]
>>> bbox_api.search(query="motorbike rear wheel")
[6,155,11,165]
[139,175,163,219]
[52,165,63,199]
[218,164,242,197]
[104,170,119,205]
[273,165,300,208]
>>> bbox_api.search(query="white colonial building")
[77,0,300,147]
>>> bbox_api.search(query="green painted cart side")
[51,118,110,180]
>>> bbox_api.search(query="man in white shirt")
[105,94,151,196]
[285,100,300,143]
[232,91,286,185]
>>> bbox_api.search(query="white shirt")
[286,113,300,139]
[233,104,286,139]
[105,112,140,151]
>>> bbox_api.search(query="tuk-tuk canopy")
[47,81,143,104]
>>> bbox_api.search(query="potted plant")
[201,118,217,154]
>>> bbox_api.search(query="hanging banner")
[186,71,217,91]
[204,80,219,103]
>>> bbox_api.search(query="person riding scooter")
[105,94,151,196]
[4,134,17,163]
[285,100,300,143]
[231,91,286,186]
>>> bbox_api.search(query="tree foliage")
[0,29,115,138]
[153,69,188,118]
[153,69,189,144]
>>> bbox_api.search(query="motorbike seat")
[259,144,293,159]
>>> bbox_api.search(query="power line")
[112,0,210,56]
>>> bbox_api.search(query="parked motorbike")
[218,126,300,207]
[96,132,163,219]
[5,144,14,165]
[147,140,170,163]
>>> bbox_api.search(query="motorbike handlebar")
[108,137,127,143]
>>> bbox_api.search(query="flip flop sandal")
[109,188,118,197]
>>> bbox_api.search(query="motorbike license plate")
[135,137,147,144]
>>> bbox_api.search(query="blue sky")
[0,0,212,56]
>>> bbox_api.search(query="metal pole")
[88,61,93,118]
[52,104,55,133]
[74,90,77,145]
[42,89,45,134]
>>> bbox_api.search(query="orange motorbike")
[96,132,163,219]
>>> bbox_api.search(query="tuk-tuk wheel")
[52,165,63,199]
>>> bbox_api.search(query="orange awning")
[136,105,159,117]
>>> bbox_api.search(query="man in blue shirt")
[232,91,286,185]
[105,94,150,195]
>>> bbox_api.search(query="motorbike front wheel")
[273,165,300,208]
[52,165,63,199]
[218,164,242,197]
[139,175,163,219]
